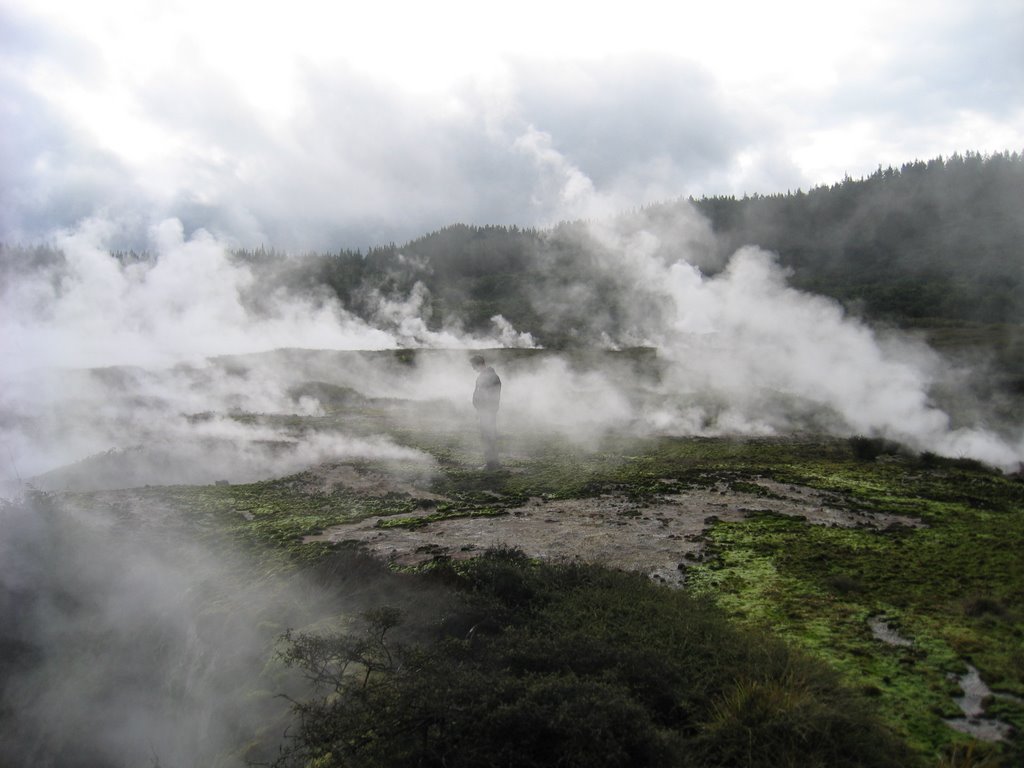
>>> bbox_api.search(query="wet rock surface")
[868,616,914,647]
[864,618,1018,743]
[944,664,1018,743]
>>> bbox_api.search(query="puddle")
[944,664,1016,742]
[866,620,1017,743]
[868,616,913,647]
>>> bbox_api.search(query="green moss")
[56,433,1024,764]
[686,459,1024,763]
[353,432,1022,762]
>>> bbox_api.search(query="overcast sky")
[2,0,1021,251]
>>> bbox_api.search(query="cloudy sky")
[2,0,1021,250]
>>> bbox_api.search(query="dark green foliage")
[6,153,1022,362]
[848,435,903,461]
[688,151,1024,325]
[264,152,1023,343]
[275,551,917,768]
[825,573,865,596]
[684,452,1024,763]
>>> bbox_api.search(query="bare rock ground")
[306,477,922,587]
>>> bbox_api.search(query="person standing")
[470,355,501,469]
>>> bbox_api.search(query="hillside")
[689,152,1024,324]
[5,152,1021,346]
[5,348,1022,766]
[2,154,1023,766]
[220,151,1024,365]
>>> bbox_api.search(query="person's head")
[470,355,485,371]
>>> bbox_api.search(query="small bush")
[695,668,904,768]
[937,743,1004,768]
[825,573,865,595]
[962,595,1007,618]
[849,436,901,461]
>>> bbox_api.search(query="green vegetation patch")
[91,466,424,567]
[375,505,508,530]
[686,457,1024,765]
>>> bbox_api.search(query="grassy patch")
[375,505,508,530]
[685,454,1024,765]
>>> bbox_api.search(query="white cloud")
[0,0,1019,247]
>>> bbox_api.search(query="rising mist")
[1,193,1022,766]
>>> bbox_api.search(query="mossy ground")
[59,421,1023,765]
[657,439,1024,765]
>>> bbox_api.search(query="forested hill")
[2,152,1021,347]
[686,151,1024,324]
[254,151,1023,344]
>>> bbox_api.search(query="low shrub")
[849,435,902,461]
[274,550,918,767]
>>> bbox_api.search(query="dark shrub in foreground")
[275,549,918,768]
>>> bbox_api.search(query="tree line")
[686,151,1024,325]
[4,151,1021,346]
[234,150,1022,343]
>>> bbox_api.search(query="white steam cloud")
[2,215,536,375]
[0,201,1020,768]
[576,217,1024,469]
[2,203,1021,492]
[0,494,284,766]
[0,216,539,487]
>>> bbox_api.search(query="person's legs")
[479,411,499,468]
